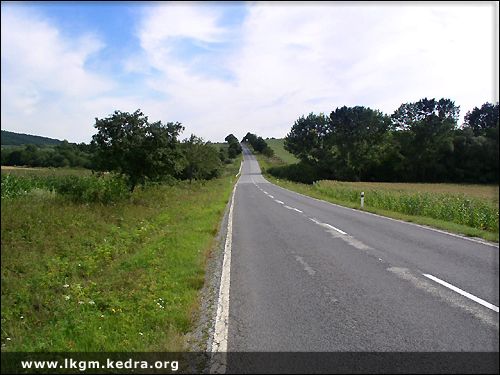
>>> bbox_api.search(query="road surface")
[220,145,498,372]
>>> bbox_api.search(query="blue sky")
[1,1,498,143]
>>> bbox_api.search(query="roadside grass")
[265,138,299,164]
[1,157,241,351]
[255,154,499,243]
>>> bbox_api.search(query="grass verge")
[255,154,499,243]
[1,157,241,351]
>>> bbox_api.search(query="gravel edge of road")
[185,180,233,358]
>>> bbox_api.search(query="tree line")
[242,132,274,157]
[1,110,242,191]
[273,99,498,184]
[1,142,94,168]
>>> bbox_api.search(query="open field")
[1,159,240,351]
[1,165,93,177]
[265,138,299,164]
[255,154,499,242]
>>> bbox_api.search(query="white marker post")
[360,191,364,209]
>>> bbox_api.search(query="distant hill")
[1,130,63,146]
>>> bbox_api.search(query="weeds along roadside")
[0,157,241,351]
[255,153,499,243]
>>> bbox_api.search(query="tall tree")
[328,106,393,181]
[463,102,499,137]
[180,135,222,182]
[91,110,184,190]
[284,113,330,164]
[391,98,459,181]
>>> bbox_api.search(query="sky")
[1,1,499,144]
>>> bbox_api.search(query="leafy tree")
[91,110,184,190]
[225,133,242,159]
[242,132,258,144]
[252,137,268,153]
[225,134,239,144]
[180,135,222,182]
[284,113,330,163]
[391,98,459,181]
[228,141,242,159]
[328,106,393,181]
[463,102,499,137]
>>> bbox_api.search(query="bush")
[1,174,129,204]
[267,162,323,184]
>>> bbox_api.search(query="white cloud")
[134,3,498,142]
[1,3,497,143]
[1,6,115,140]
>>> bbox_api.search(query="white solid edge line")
[236,160,242,177]
[267,179,498,249]
[423,274,499,313]
[212,174,239,356]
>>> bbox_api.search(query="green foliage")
[284,113,330,163]
[283,99,499,184]
[1,173,129,204]
[391,98,459,181]
[1,142,93,169]
[242,132,273,156]
[267,162,322,184]
[91,110,185,190]
[463,102,499,137]
[225,133,242,159]
[179,135,222,182]
[1,130,62,146]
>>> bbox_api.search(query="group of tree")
[281,99,498,184]
[1,130,62,146]
[242,132,274,157]
[91,110,231,190]
[224,134,243,159]
[1,141,93,168]
[2,110,243,191]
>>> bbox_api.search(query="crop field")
[1,159,240,351]
[313,180,498,232]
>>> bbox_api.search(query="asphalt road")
[225,145,498,370]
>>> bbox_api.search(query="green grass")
[255,154,499,243]
[1,158,241,351]
[265,138,299,164]
[1,166,92,177]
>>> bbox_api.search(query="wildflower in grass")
[63,284,70,288]
[20,316,24,319]
[88,300,95,305]
[64,295,70,300]
[78,301,85,305]
[139,332,144,336]
[6,338,11,341]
